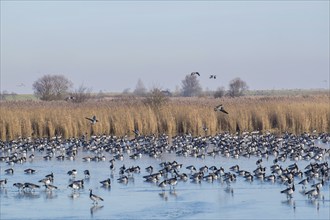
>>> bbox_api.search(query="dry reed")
[0,95,329,140]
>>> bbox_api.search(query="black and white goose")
[100,178,111,187]
[84,170,90,178]
[305,186,320,199]
[13,182,24,191]
[0,179,7,188]
[67,169,77,178]
[85,115,99,125]
[5,168,14,175]
[214,104,229,114]
[89,189,104,204]
[298,177,310,189]
[24,168,36,174]
[280,184,295,199]
[24,182,40,192]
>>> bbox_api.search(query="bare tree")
[181,75,202,97]
[33,74,73,101]
[214,86,226,98]
[144,87,169,108]
[134,78,147,96]
[227,77,248,97]
[68,84,92,103]
[122,88,131,94]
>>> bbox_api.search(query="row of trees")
[133,75,248,98]
[31,74,248,102]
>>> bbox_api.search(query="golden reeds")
[0,95,329,140]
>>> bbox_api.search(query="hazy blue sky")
[1,1,329,94]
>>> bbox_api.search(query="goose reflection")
[281,198,296,211]
[45,192,58,200]
[90,205,104,216]
[159,192,168,201]
[69,192,80,199]
[224,186,234,197]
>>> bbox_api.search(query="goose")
[68,182,81,191]
[145,165,153,174]
[133,129,140,136]
[311,179,324,189]
[67,169,77,178]
[38,177,52,185]
[186,165,197,173]
[281,184,295,199]
[158,180,167,191]
[209,75,216,79]
[5,168,14,175]
[305,186,320,199]
[24,168,36,174]
[45,172,54,181]
[100,178,111,187]
[89,189,104,204]
[265,174,276,182]
[84,170,90,178]
[229,165,240,172]
[72,179,84,188]
[13,182,24,191]
[85,115,98,124]
[214,104,229,114]
[24,182,40,192]
[117,175,128,184]
[167,177,178,190]
[0,179,7,188]
[298,177,310,189]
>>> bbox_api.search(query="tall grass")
[0,96,329,140]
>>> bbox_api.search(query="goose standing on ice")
[89,189,104,204]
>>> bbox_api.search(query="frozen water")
[0,139,329,219]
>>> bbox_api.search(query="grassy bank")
[0,95,329,140]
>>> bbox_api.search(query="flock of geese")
[0,129,329,209]
[191,71,216,79]
[0,88,329,213]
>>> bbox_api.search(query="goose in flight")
[85,115,99,124]
[214,104,229,114]
[191,72,200,76]
[209,75,216,79]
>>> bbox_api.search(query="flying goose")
[85,115,99,124]
[214,104,229,114]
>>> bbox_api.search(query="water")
[0,138,329,219]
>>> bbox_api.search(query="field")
[0,94,329,140]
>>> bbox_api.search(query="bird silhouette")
[209,75,216,79]
[191,72,200,76]
[85,116,98,124]
[214,104,229,114]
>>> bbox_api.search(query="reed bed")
[0,95,329,140]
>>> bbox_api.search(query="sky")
[1,1,329,94]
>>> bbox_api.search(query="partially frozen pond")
[0,135,329,219]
